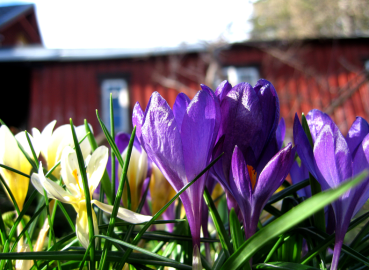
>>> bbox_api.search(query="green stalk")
[100,126,137,270]
[84,120,113,205]
[70,119,95,270]
[96,109,131,207]
[110,93,116,204]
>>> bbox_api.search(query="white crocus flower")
[31,145,152,248]
[33,121,92,178]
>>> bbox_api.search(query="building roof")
[0,44,208,62]
[0,3,34,30]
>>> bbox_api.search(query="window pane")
[101,79,130,133]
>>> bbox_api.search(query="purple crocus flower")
[211,79,295,239]
[290,161,311,198]
[132,87,220,268]
[294,110,369,270]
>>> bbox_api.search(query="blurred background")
[0,0,368,142]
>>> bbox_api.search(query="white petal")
[75,200,98,249]
[92,200,152,224]
[61,146,81,197]
[31,128,41,158]
[47,124,70,175]
[39,120,57,161]
[31,172,48,198]
[35,165,76,204]
[75,125,92,160]
[0,125,21,170]
[86,146,108,194]
[15,131,40,161]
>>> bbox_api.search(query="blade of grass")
[220,170,368,270]
[0,164,30,178]
[10,205,45,252]
[109,94,116,204]
[300,210,369,264]
[99,126,137,270]
[0,189,38,269]
[96,109,131,206]
[84,119,113,205]
[266,179,310,206]
[70,119,95,270]
[204,187,233,259]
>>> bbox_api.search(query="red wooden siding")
[29,54,201,133]
[29,39,369,138]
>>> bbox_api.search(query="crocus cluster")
[2,77,369,270]
[294,110,369,270]
[133,79,297,267]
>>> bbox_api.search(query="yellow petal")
[150,164,176,215]
[121,146,148,211]
[76,200,98,249]
[0,126,29,210]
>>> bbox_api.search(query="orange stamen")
[247,165,257,190]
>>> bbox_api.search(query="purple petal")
[132,102,145,145]
[115,133,141,153]
[253,143,296,209]
[306,109,333,144]
[140,92,186,192]
[293,114,321,183]
[290,161,311,198]
[314,123,352,190]
[253,79,280,144]
[181,88,218,201]
[173,93,190,134]
[255,137,279,175]
[364,134,369,163]
[352,134,369,215]
[276,118,286,150]
[215,80,232,102]
[346,117,369,154]
[218,82,263,176]
[200,84,221,151]
[230,146,253,204]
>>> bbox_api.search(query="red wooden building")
[0,4,368,139]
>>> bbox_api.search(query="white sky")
[1,0,254,49]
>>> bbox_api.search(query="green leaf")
[229,208,243,251]
[100,126,137,270]
[300,206,369,264]
[0,251,193,269]
[266,179,309,206]
[0,163,30,178]
[70,119,95,270]
[96,109,131,205]
[84,120,113,205]
[255,262,320,269]
[299,227,369,267]
[204,187,233,259]
[220,170,368,270]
